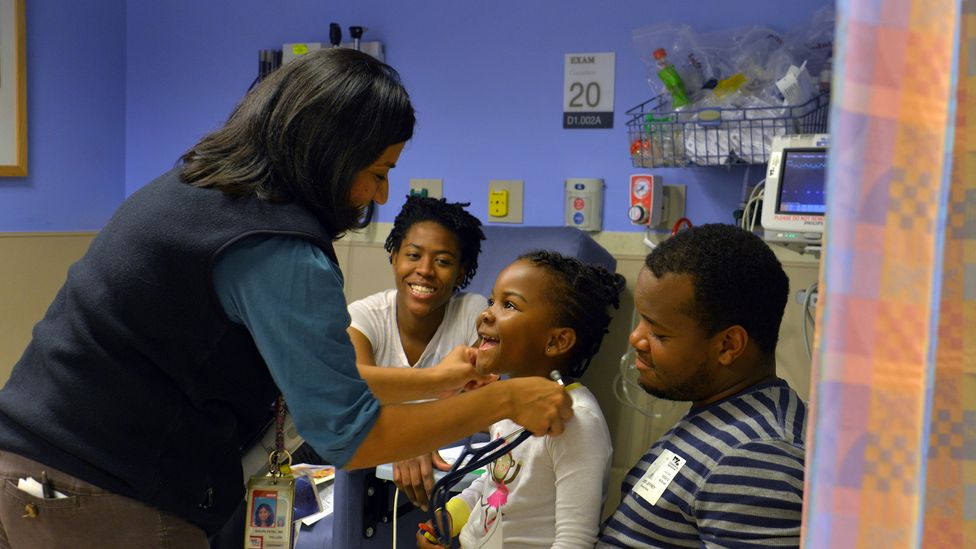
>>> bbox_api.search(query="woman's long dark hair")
[180,48,415,239]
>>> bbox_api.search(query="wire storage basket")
[626,92,829,168]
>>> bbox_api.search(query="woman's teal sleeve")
[212,235,380,467]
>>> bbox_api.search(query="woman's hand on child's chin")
[431,345,498,398]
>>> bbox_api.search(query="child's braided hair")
[518,250,621,378]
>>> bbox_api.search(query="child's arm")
[445,473,483,536]
[549,399,613,548]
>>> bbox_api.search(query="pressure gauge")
[632,178,649,199]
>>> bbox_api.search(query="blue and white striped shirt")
[598,378,806,548]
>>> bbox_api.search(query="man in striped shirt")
[598,223,807,548]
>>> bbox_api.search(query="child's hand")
[416,520,449,548]
[393,450,448,511]
[431,449,451,471]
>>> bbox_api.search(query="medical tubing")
[428,428,532,544]
[615,349,663,420]
[802,281,818,360]
[739,180,765,232]
[612,305,676,420]
[392,486,399,549]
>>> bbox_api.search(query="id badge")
[633,449,686,506]
[245,475,295,549]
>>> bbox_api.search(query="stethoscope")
[426,370,566,546]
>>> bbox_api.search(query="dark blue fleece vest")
[0,168,338,535]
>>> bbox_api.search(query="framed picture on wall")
[0,0,26,176]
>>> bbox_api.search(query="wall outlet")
[487,180,523,223]
[409,179,443,199]
[488,190,508,217]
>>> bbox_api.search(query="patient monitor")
[761,133,829,255]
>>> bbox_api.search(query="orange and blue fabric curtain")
[803,0,973,547]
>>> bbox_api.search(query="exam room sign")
[563,52,615,129]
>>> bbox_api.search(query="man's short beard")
[640,359,711,402]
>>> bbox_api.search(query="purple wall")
[125,0,831,232]
[0,0,125,232]
[0,1,831,232]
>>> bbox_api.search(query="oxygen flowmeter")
[628,174,663,226]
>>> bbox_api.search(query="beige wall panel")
[0,233,96,382]
[335,240,395,302]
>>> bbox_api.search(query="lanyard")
[244,394,296,548]
[269,394,291,479]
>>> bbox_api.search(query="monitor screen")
[776,149,827,215]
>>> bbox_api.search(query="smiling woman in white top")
[347,195,487,510]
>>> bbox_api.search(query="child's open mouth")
[478,335,498,351]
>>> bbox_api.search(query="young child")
[417,250,620,549]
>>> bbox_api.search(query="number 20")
[569,82,600,108]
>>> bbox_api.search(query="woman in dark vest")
[0,48,572,547]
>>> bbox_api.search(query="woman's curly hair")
[384,195,485,290]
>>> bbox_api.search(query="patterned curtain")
[802,0,971,547]
[922,0,976,544]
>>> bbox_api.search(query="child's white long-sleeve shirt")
[448,384,612,548]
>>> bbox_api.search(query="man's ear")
[545,328,577,357]
[714,325,748,366]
